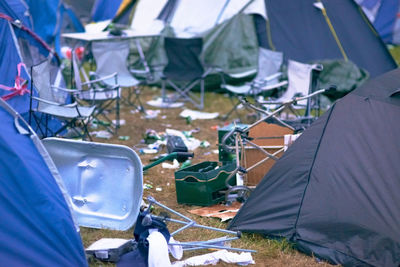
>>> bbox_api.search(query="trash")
[166,129,201,151]
[179,160,192,170]
[139,148,158,154]
[147,97,184,108]
[189,202,242,222]
[86,238,133,263]
[172,249,255,266]
[113,119,126,126]
[210,125,219,130]
[143,109,161,119]
[118,136,130,141]
[200,141,210,148]
[156,187,163,192]
[144,129,162,144]
[91,130,113,139]
[212,150,219,154]
[92,119,111,127]
[185,116,192,124]
[144,184,153,190]
[179,109,219,120]
[162,159,180,169]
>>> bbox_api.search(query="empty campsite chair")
[221,48,288,121]
[161,37,214,110]
[29,58,95,140]
[91,40,145,112]
[259,59,323,125]
[72,52,121,134]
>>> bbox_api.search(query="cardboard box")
[245,122,293,185]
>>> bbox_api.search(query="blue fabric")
[0,0,32,27]
[91,0,123,22]
[54,4,85,57]
[373,0,399,43]
[0,106,87,266]
[26,0,59,44]
[0,19,32,114]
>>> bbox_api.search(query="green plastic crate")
[174,161,236,206]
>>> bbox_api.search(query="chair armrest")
[82,72,118,86]
[32,96,78,107]
[51,85,81,94]
[253,72,283,86]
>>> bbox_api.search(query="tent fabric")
[262,0,397,78]
[0,3,52,115]
[356,0,400,44]
[25,0,84,56]
[229,68,400,266]
[91,0,123,22]
[0,100,87,266]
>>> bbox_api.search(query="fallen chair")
[220,88,335,204]
[42,137,255,263]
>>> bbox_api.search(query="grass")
[76,87,335,266]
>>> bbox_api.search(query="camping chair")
[221,48,288,121]
[259,59,324,125]
[91,40,145,112]
[41,137,255,262]
[29,58,95,140]
[72,52,121,134]
[161,37,213,110]
[220,88,331,204]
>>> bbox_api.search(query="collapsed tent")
[127,0,396,79]
[228,68,400,266]
[259,0,397,78]
[355,0,400,45]
[0,99,87,266]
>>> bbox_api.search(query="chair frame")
[29,60,94,140]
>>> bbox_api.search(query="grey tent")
[228,68,400,266]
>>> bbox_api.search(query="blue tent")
[0,0,50,115]
[356,0,400,44]
[0,1,67,136]
[24,0,84,56]
[0,99,87,266]
[91,0,123,22]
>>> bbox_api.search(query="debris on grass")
[162,159,180,169]
[180,109,219,120]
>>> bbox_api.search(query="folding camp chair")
[221,48,288,121]
[220,88,331,204]
[72,52,121,134]
[29,58,95,140]
[161,37,214,110]
[259,59,324,125]
[42,137,255,261]
[91,40,145,112]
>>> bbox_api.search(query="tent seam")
[291,104,336,238]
